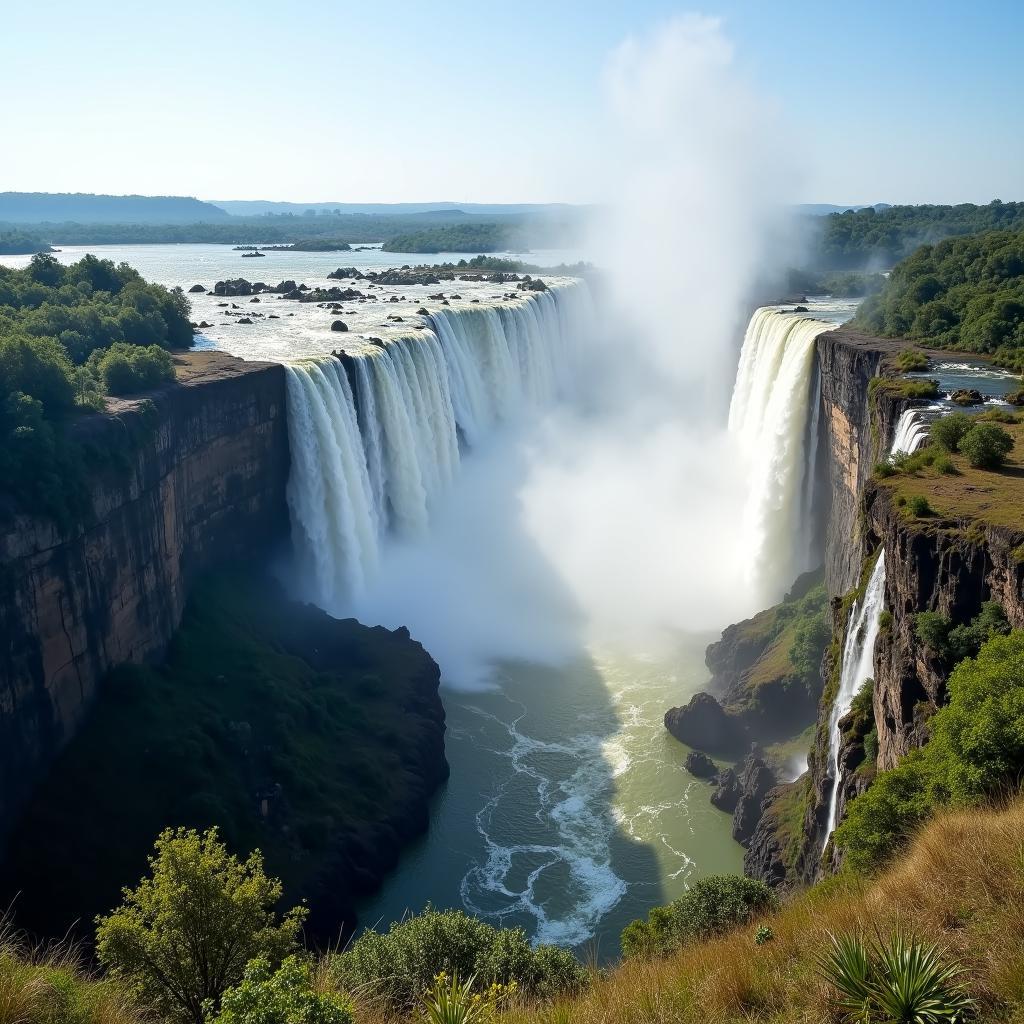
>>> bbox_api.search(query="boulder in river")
[684,751,717,779]
[188,284,206,293]
[950,388,984,406]
[331,320,348,332]
[664,692,746,757]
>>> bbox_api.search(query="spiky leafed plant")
[818,931,974,1024]
[818,934,875,1023]
[871,932,973,1024]
[421,973,516,1024]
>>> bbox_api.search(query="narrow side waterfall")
[729,308,840,600]
[283,283,593,611]
[890,408,929,455]
[823,550,887,845]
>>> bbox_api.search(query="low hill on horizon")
[0,192,229,224]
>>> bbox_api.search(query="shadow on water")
[345,428,743,961]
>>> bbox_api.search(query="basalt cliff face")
[0,352,290,841]
[815,329,905,596]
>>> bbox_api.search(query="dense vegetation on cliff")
[0,253,190,516]
[853,228,1024,367]
[0,571,447,941]
[814,199,1024,270]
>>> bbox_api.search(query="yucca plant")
[421,972,516,1024]
[818,934,875,1023]
[819,931,974,1023]
[872,933,973,1024]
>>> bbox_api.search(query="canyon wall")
[815,328,905,597]
[0,352,290,841]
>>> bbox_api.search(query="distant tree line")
[812,200,1024,270]
[0,253,191,518]
[0,230,54,255]
[383,223,520,253]
[853,228,1024,368]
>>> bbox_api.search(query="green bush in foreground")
[620,875,777,960]
[835,629,1024,874]
[96,828,306,1024]
[329,908,586,1011]
[209,956,353,1024]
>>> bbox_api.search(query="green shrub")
[88,342,175,396]
[875,460,897,478]
[895,349,930,371]
[754,925,775,946]
[620,875,777,960]
[930,413,974,453]
[209,957,353,1024]
[835,630,1024,873]
[932,453,958,475]
[908,494,933,516]
[95,828,306,1024]
[958,422,1014,469]
[329,909,585,1011]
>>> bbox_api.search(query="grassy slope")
[0,572,443,939]
[493,799,1024,1024]
[881,418,1024,532]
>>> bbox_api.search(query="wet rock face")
[815,330,890,598]
[731,750,777,846]
[711,767,741,813]
[684,750,718,779]
[0,352,290,844]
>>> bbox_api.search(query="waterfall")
[890,408,929,456]
[823,550,887,845]
[729,308,840,600]
[283,283,593,611]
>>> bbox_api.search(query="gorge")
[1,240,1022,962]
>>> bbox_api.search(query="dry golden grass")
[490,799,1024,1024]
[0,923,143,1024]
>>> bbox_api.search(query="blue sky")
[3,0,1021,204]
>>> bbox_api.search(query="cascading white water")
[283,283,593,611]
[823,550,887,845]
[729,308,840,601]
[890,408,930,456]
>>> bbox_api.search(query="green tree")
[209,957,353,1024]
[95,827,306,1024]
[929,413,974,453]
[958,422,1014,469]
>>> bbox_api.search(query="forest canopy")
[382,222,518,253]
[813,200,1024,270]
[0,253,191,517]
[852,228,1024,367]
